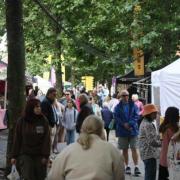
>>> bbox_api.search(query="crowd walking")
[8,86,180,180]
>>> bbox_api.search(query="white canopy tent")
[34,75,53,95]
[151,58,180,116]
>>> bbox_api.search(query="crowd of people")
[9,86,180,180]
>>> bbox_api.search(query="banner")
[133,48,144,76]
[81,76,94,91]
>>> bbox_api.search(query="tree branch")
[32,0,107,59]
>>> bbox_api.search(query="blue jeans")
[143,158,157,180]
[66,130,75,145]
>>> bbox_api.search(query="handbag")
[7,165,20,180]
[108,119,115,130]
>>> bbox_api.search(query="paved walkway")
[0,129,149,180]
[109,131,144,180]
[0,129,8,179]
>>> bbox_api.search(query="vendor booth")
[151,58,180,116]
[0,60,7,130]
[116,70,151,103]
[0,60,33,129]
[33,75,53,95]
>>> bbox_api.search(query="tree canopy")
[0,0,179,84]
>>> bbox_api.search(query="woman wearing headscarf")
[11,99,51,180]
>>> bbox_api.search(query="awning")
[116,70,151,84]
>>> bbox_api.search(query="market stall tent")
[0,61,7,129]
[116,70,151,103]
[33,75,53,94]
[151,58,180,116]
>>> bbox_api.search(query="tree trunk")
[71,66,76,86]
[55,25,63,98]
[5,0,25,174]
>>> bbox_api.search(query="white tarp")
[151,58,180,116]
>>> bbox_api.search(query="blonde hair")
[132,94,139,101]
[77,115,104,150]
[103,102,109,108]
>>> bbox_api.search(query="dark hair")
[46,87,56,97]
[66,90,71,93]
[89,96,93,101]
[112,93,117,98]
[144,114,155,122]
[159,107,179,133]
[80,87,86,94]
[23,99,42,122]
[66,99,77,109]
[79,93,89,104]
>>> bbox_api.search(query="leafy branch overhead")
[0,0,179,82]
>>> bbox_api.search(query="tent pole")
[4,80,7,109]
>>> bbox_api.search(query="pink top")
[75,98,81,112]
[135,100,144,115]
[160,128,174,167]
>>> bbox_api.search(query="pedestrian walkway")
[0,129,8,180]
[0,129,156,180]
[0,130,7,168]
[108,130,144,180]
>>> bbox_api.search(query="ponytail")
[78,133,92,150]
[77,115,104,150]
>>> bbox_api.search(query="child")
[158,107,179,180]
[89,96,102,118]
[62,99,78,145]
[101,102,113,141]
[139,104,161,180]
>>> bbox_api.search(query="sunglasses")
[65,94,70,96]
[122,95,129,97]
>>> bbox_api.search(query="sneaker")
[125,166,131,175]
[134,167,141,176]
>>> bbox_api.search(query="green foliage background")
[0,0,180,84]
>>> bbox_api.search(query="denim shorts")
[118,136,138,149]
